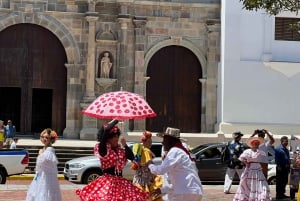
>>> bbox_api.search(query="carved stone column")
[79,102,98,140]
[206,20,220,132]
[134,77,150,131]
[83,15,98,102]
[132,17,147,131]
[199,78,207,132]
[63,63,86,139]
[117,16,131,90]
[80,15,99,140]
[87,0,96,12]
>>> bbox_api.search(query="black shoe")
[276,194,290,199]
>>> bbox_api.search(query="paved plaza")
[6,139,288,201]
[1,178,282,201]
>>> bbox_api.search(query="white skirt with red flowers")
[76,174,149,201]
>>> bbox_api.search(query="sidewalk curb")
[8,174,65,180]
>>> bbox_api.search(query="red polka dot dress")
[76,143,149,201]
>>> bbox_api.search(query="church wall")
[219,1,300,135]
[0,0,221,138]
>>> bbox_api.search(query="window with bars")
[275,17,300,41]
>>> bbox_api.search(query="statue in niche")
[100,52,112,78]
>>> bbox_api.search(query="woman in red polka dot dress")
[76,119,149,201]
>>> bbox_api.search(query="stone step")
[18,145,94,174]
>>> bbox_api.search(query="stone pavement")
[10,138,290,201]
[1,177,283,201]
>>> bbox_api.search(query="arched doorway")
[0,24,67,136]
[146,45,202,133]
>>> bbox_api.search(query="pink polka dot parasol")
[82,91,157,120]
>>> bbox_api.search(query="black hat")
[97,119,120,142]
[232,131,243,138]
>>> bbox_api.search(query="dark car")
[191,143,275,183]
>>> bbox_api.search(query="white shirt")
[149,147,203,195]
[10,141,16,149]
[259,140,270,163]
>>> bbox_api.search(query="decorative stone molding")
[133,16,147,28]
[171,36,182,45]
[95,78,117,91]
[264,62,300,78]
[11,0,47,12]
[146,35,170,52]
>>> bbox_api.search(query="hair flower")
[51,130,58,139]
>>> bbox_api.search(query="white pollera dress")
[25,147,62,201]
[233,149,272,201]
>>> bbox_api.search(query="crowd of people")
[0,119,17,149]
[223,129,295,201]
[7,118,298,201]
[75,121,203,201]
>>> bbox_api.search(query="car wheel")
[268,176,276,185]
[82,169,102,184]
[0,169,7,184]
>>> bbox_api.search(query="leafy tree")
[239,0,300,15]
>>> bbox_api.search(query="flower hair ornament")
[141,131,152,143]
[51,130,58,140]
[103,124,119,134]
[103,119,119,134]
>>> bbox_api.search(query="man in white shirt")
[148,127,203,201]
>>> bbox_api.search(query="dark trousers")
[276,165,289,197]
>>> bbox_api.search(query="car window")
[202,147,222,159]
[151,144,162,158]
[191,145,209,154]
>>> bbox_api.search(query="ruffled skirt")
[76,174,149,201]
[233,165,272,201]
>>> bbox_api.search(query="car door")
[195,144,227,182]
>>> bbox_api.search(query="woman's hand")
[120,137,127,147]
[151,188,161,198]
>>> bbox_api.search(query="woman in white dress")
[26,128,62,201]
[233,137,272,201]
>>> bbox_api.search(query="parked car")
[191,143,276,184]
[0,149,29,184]
[64,141,276,185]
[64,142,162,184]
[267,163,276,185]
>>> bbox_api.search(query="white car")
[267,163,276,185]
[63,142,162,184]
[0,149,29,184]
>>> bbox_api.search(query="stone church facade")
[0,0,220,139]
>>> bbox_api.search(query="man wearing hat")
[223,131,246,194]
[148,127,203,201]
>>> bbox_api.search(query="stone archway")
[141,39,207,133]
[0,13,83,137]
[0,13,81,64]
[145,45,203,133]
[0,23,67,135]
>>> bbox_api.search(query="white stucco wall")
[219,0,300,134]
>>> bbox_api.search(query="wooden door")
[146,45,202,133]
[0,24,67,135]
